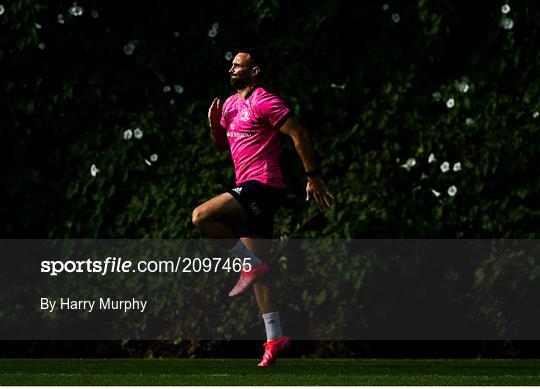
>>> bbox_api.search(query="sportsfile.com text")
[40,257,253,276]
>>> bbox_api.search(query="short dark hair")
[234,47,264,68]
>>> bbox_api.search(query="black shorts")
[226,180,285,238]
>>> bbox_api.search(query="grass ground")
[1,359,539,385]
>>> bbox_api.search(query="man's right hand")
[208,98,223,130]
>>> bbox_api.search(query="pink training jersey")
[220,86,291,189]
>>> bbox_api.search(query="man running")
[192,49,334,366]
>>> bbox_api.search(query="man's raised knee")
[191,206,206,228]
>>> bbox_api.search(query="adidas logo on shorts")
[232,187,243,195]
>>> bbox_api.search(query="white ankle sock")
[228,240,262,267]
[262,311,283,340]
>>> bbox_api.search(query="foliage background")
[2,0,540,355]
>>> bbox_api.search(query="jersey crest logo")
[239,107,251,121]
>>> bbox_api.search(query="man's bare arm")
[279,117,335,208]
[279,117,318,172]
[208,98,229,151]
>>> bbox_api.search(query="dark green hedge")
[2,1,540,345]
[3,0,539,239]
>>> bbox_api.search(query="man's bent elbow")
[292,126,310,147]
[211,135,229,151]
[216,141,229,151]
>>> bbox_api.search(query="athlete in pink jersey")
[192,49,334,366]
[220,85,289,189]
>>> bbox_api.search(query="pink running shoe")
[228,261,270,298]
[258,335,291,367]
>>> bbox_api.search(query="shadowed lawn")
[1,359,540,385]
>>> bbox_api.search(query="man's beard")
[230,75,249,89]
